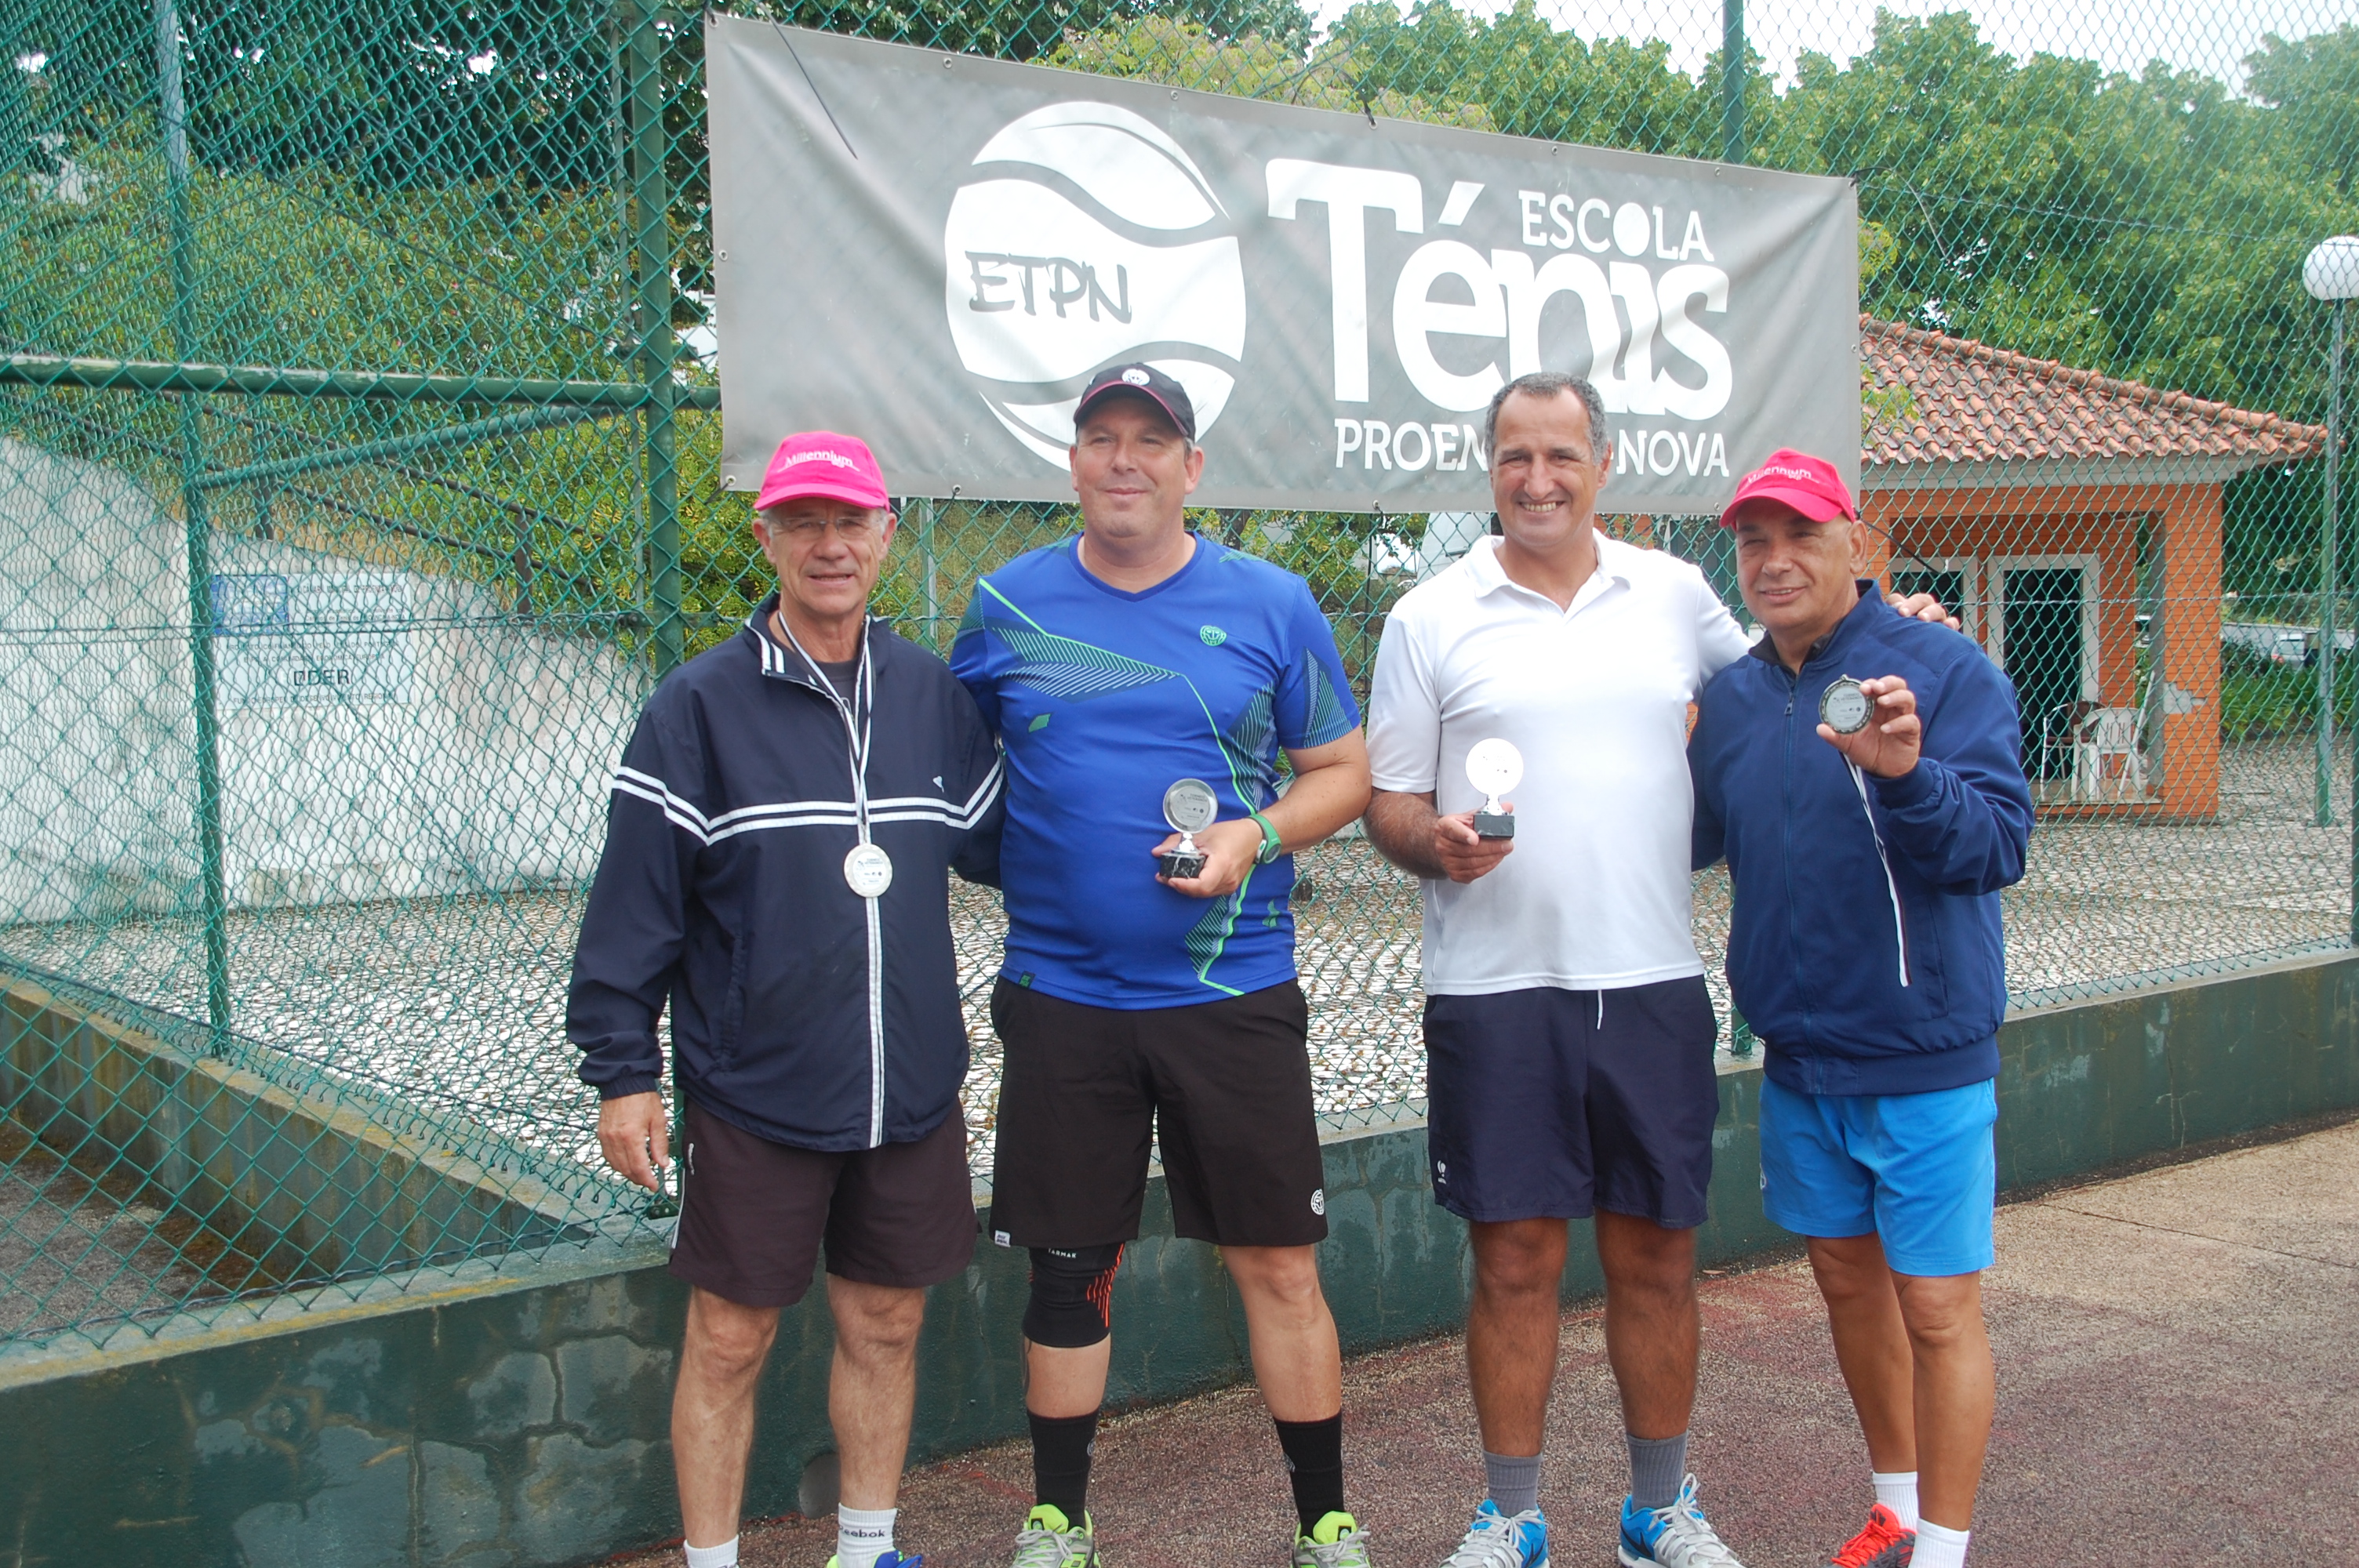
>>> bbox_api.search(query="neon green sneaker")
[1294,1510,1375,1567]
[1011,1503,1097,1567]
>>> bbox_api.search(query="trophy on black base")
[1159,778,1219,880]
[1819,675,1873,735]
[1467,738,1522,839]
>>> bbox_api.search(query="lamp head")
[2305,236,2359,303]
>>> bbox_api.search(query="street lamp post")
[2303,238,2357,916]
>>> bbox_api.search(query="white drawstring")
[1848,760,1911,988]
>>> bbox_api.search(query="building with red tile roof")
[1855,318,2327,818]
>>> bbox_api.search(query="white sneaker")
[1616,1475,1745,1568]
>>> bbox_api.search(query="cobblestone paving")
[3,740,2346,1189]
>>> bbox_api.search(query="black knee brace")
[1023,1243,1125,1348]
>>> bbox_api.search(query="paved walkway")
[619,1117,2359,1567]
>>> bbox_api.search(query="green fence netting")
[0,0,2350,1347]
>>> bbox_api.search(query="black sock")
[1029,1409,1098,1521]
[1273,1414,1347,1534]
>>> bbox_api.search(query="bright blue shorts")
[1758,1076,1997,1276]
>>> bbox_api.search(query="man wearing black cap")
[952,365,1377,1568]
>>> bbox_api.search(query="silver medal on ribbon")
[844,840,893,898]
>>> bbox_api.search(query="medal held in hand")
[1159,778,1219,880]
[1819,676,1874,736]
[1466,738,1523,839]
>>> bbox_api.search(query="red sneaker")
[1829,1503,1914,1567]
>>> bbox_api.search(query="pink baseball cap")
[1718,448,1858,528]
[754,431,889,512]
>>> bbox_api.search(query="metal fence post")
[2321,312,2339,826]
[157,0,230,1051]
[1720,0,1747,165]
[628,0,682,678]
[919,497,940,648]
[2329,299,2351,939]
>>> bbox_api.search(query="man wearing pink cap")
[1365,379,1954,1568]
[1690,449,2029,1568]
[570,431,1005,1568]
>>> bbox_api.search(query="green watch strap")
[1249,811,1283,865]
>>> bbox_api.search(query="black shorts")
[668,1094,976,1308]
[987,977,1329,1250]
[1423,976,1720,1229]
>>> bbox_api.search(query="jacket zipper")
[1845,760,1912,987]
[776,615,891,1149]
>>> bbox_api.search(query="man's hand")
[1364,788,1514,884]
[1819,675,1921,779]
[1886,590,1962,632]
[1431,808,1514,884]
[1153,817,1264,897]
[598,1091,670,1191]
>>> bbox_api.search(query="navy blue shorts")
[1423,978,1720,1228]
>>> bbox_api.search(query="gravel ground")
[2,738,2346,1192]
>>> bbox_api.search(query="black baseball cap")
[1072,363,1197,441]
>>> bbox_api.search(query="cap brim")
[1074,384,1194,441]
[755,475,889,511]
[1717,485,1856,529]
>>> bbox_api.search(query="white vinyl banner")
[709,18,1860,513]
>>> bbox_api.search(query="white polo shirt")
[1366,532,1751,995]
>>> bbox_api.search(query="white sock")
[683,1538,738,1568]
[1913,1519,1969,1568]
[1871,1469,1920,1530]
[837,1504,897,1568]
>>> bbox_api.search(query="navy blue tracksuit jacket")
[569,599,1004,1151]
[1690,585,2034,1097]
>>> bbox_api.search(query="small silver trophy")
[1159,778,1219,880]
[1466,738,1522,839]
[1819,676,1873,735]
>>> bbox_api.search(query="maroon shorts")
[669,1095,976,1308]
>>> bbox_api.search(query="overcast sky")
[1310,0,2350,94]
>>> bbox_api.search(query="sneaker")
[1618,1475,1746,1568]
[1828,1504,1914,1567]
[827,1555,923,1568]
[1294,1510,1376,1567]
[1010,1504,1096,1568]
[1436,1500,1548,1568]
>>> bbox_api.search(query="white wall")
[0,439,649,924]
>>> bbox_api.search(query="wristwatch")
[1249,811,1284,865]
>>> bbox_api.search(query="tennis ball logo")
[944,102,1247,467]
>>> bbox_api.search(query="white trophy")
[1466,738,1522,839]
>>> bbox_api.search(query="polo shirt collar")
[1466,530,1637,611]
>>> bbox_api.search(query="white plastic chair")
[2072,707,2148,801]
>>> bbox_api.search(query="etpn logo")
[943,102,1246,467]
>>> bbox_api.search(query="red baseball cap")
[1718,448,1858,528]
[754,431,889,512]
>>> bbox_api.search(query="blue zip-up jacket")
[1690,585,2032,1096]
[568,597,1005,1151]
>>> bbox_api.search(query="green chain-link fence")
[0,0,2351,1348]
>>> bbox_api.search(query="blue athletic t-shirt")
[951,534,1361,1008]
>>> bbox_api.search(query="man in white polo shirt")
[1365,372,1945,1568]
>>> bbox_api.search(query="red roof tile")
[1861,316,2326,470]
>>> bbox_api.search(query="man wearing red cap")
[1365,378,1955,1568]
[570,431,1005,1568]
[1689,449,2030,1568]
